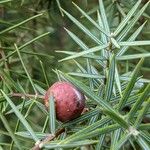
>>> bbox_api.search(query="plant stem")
[10,93,44,99]
[32,128,65,150]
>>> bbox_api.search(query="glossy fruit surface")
[44,81,85,122]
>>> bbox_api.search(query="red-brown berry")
[44,81,85,122]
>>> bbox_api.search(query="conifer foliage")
[0,0,150,149]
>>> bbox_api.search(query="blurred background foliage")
[0,0,150,149]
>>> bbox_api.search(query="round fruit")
[44,81,85,122]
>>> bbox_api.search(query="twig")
[32,128,65,150]
[11,93,44,99]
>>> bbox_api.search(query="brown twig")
[11,93,44,99]
[32,128,65,150]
